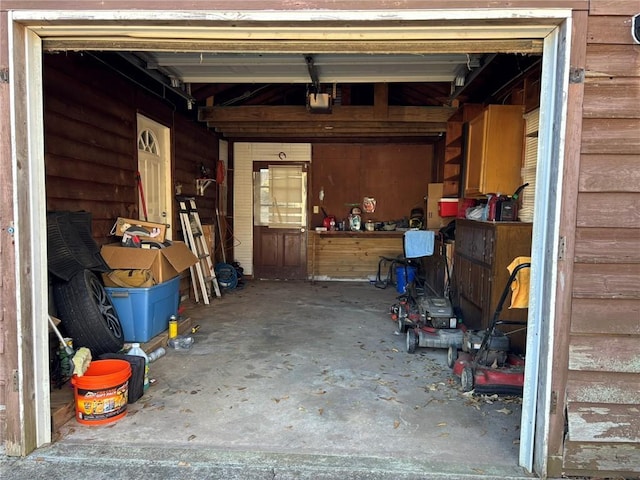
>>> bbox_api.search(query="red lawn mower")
[449,261,530,395]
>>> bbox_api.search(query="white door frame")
[136,114,173,239]
[8,9,572,475]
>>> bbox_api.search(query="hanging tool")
[135,171,148,221]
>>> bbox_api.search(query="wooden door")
[253,162,308,279]
[136,114,173,239]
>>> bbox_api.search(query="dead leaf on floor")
[379,396,398,402]
[472,468,485,474]
[437,422,447,427]
[272,395,290,403]
[237,386,247,391]
[394,420,400,429]
[318,408,324,415]
[439,432,450,438]
[496,407,512,415]
[298,406,307,412]
[391,348,399,353]
[513,439,521,445]
[314,390,327,395]
[187,435,196,441]
[285,425,293,430]
[178,461,191,467]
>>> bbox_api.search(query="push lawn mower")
[450,261,531,395]
[389,232,464,354]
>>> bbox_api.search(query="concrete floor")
[2,280,534,479]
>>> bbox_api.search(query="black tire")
[447,346,457,369]
[461,366,474,392]
[406,329,417,354]
[53,269,124,356]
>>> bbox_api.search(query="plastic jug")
[127,343,149,391]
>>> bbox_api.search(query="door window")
[254,165,307,228]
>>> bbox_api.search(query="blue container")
[105,276,180,343]
[396,265,417,294]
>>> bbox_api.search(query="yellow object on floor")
[507,256,531,309]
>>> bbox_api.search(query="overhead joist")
[199,105,456,124]
[210,122,447,133]
[42,38,544,55]
[216,130,442,139]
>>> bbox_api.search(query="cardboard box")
[112,217,167,243]
[100,241,198,284]
[426,183,445,229]
[105,276,180,343]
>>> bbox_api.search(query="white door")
[137,114,172,240]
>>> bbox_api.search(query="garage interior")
[30,15,558,478]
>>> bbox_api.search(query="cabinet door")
[463,110,488,197]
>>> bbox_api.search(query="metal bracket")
[558,236,566,261]
[569,67,584,84]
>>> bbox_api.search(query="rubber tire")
[447,345,457,369]
[53,269,124,356]
[461,366,474,392]
[406,329,417,354]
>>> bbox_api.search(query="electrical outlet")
[313,205,319,214]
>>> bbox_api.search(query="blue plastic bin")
[105,276,180,343]
[395,265,417,294]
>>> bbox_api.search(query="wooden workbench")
[308,230,405,281]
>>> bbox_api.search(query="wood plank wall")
[560,2,640,477]
[311,143,434,228]
[43,53,219,246]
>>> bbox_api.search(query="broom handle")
[48,316,74,356]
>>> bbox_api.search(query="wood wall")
[556,2,640,477]
[311,143,434,228]
[43,53,219,246]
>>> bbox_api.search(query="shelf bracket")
[196,178,215,196]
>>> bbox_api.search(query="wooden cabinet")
[443,104,483,197]
[453,219,532,353]
[463,104,525,197]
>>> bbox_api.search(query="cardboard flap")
[161,241,198,272]
[101,244,157,270]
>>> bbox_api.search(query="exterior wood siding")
[43,53,219,245]
[559,3,640,477]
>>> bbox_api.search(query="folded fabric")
[507,256,531,309]
[404,230,434,258]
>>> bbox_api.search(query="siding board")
[576,192,640,228]
[589,0,640,16]
[578,154,640,192]
[587,15,638,44]
[567,403,640,443]
[569,335,640,372]
[586,44,640,77]
[567,371,640,404]
[572,263,640,299]
[574,228,640,264]
[571,298,640,335]
[580,118,640,154]
[583,78,640,118]
[563,442,640,476]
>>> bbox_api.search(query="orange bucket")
[71,359,131,426]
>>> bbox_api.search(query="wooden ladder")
[177,196,221,304]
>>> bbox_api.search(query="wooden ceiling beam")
[209,121,447,130]
[219,130,441,138]
[199,105,456,123]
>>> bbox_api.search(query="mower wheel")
[447,345,457,368]
[53,269,124,356]
[406,329,417,354]
[461,366,474,392]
